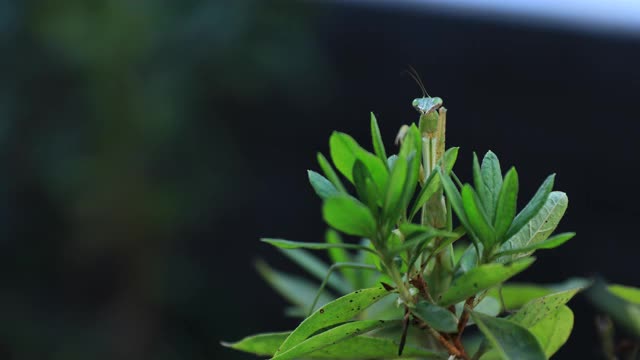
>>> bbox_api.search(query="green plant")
[223,95,584,360]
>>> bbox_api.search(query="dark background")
[1,0,638,359]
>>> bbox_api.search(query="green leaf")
[275,285,392,355]
[222,332,444,360]
[276,248,351,294]
[493,232,575,259]
[325,230,357,289]
[474,296,501,318]
[353,160,379,209]
[406,146,455,221]
[487,284,552,311]
[441,170,478,247]
[462,184,495,248]
[308,170,340,200]
[317,152,347,193]
[323,195,377,238]
[329,132,389,192]
[222,332,290,356]
[477,151,503,223]
[498,192,568,261]
[383,155,408,221]
[392,227,458,257]
[387,155,398,169]
[609,284,640,305]
[427,227,466,258]
[456,243,479,274]
[370,112,388,166]
[409,171,441,220]
[415,302,458,333]
[261,238,376,254]
[472,153,484,205]
[505,174,555,240]
[470,311,546,360]
[272,320,394,360]
[508,288,581,328]
[438,258,535,306]
[224,329,445,359]
[585,278,640,337]
[442,147,459,174]
[302,334,445,359]
[528,305,574,358]
[494,168,518,243]
[256,260,334,310]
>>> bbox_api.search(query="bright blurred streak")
[340,0,640,35]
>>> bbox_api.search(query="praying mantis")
[396,68,455,356]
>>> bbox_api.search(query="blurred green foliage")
[0,0,327,359]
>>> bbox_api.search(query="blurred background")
[2,0,640,359]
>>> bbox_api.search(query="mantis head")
[412,97,443,115]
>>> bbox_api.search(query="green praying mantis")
[394,68,455,356]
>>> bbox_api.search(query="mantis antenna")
[406,65,431,98]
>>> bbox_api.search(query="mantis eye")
[412,99,419,107]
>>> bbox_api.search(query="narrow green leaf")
[387,155,398,169]
[256,260,334,310]
[275,286,392,355]
[494,167,518,243]
[272,320,394,360]
[398,126,422,214]
[472,153,484,203]
[493,232,575,259]
[409,147,457,221]
[428,227,466,258]
[222,332,290,356]
[262,238,377,254]
[276,248,351,294]
[223,330,444,359]
[508,288,581,328]
[528,305,574,358]
[329,132,389,192]
[383,155,408,221]
[415,302,458,333]
[442,147,459,174]
[477,151,503,223]
[438,258,535,306]
[440,169,478,247]
[499,192,568,261]
[609,284,640,305]
[471,311,545,360]
[505,174,555,240]
[392,227,458,256]
[317,152,347,193]
[325,230,357,288]
[462,184,495,247]
[409,171,441,220]
[353,160,379,209]
[284,306,307,318]
[308,170,340,199]
[370,112,388,165]
[323,195,377,238]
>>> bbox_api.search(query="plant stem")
[454,297,476,352]
[385,258,412,304]
[415,318,468,360]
